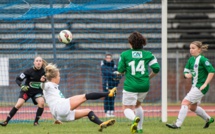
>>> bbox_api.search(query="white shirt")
[42,81,66,113]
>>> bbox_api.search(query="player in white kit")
[41,63,116,132]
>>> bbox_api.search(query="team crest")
[205,61,210,66]
[132,51,142,58]
[194,64,198,68]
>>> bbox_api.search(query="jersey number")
[128,60,145,75]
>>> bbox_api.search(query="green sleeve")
[149,54,160,73]
[201,57,215,73]
[118,53,126,73]
[184,59,191,74]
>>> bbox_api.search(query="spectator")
[101,54,121,117]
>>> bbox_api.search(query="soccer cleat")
[0,121,8,127]
[98,119,115,132]
[204,118,214,128]
[108,87,117,97]
[131,117,140,133]
[166,123,180,129]
[135,129,143,133]
[33,122,39,126]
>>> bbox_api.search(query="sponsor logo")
[132,51,142,58]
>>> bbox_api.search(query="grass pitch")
[0,117,214,134]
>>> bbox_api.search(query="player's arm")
[15,69,30,91]
[200,58,215,90]
[15,72,26,86]
[54,120,63,125]
[183,59,192,79]
[40,75,46,82]
[117,54,126,74]
[149,54,160,79]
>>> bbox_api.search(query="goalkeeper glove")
[21,85,29,92]
[113,71,120,75]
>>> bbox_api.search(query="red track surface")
[0,105,214,120]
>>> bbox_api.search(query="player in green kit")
[116,31,160,133]
[166,41,215,129]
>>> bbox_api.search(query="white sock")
[135,106,143,130]
[106,110,110,115]
[195,106,210,121]
[124,108,135,121]
[176,105,188,127]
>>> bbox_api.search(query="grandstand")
[168,0,215,49]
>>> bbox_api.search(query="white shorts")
[122,90,148,105]
[53,98,75,122]
[184,86,204,104]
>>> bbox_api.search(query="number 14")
[128,60,145,75]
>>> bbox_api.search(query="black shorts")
[19,91,43,105]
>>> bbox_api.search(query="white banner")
[0,57,9,86]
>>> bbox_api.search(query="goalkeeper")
[41,63,116,132]
[0,56,47,127]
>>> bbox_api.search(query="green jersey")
[184,55,215,94]
[118,49,160,92]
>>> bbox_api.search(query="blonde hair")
[45,63,59,81]
[191,41,209,53]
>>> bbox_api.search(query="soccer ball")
[58,30,73,44]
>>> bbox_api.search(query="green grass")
[0,117,214,134]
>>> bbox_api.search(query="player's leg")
[166,99,190,129]
[166,87,202,129]
[122,90,139,133]
[190,103,214,128]
[74,109,115,132]
[134,92,148,133]
[33,94,45,126]
[85,87,117,100]
[105,96,111,117]
[109,96,115,117]
[103,88,109,116]
[69,87,117,110]
[135,102,143,133]
[0,92,27,127]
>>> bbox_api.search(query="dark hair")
[105,54,112,58]
[128,31,146,49]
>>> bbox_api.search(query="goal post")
[161,0,168,122]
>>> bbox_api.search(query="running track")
[0,105,215,120]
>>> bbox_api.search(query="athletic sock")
[124,108,135,121]
[5,107,18,123]
[34,107,44,123]
[176,105,188,127]
[195,106,210,121]
[135,106,143,130]
[85,92,108,100]
[87,111,103,125]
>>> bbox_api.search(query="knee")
[189,105,197,112]
[86,109,92,113]
[37,100,45,108]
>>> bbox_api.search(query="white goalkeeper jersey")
[42,81,65,114]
